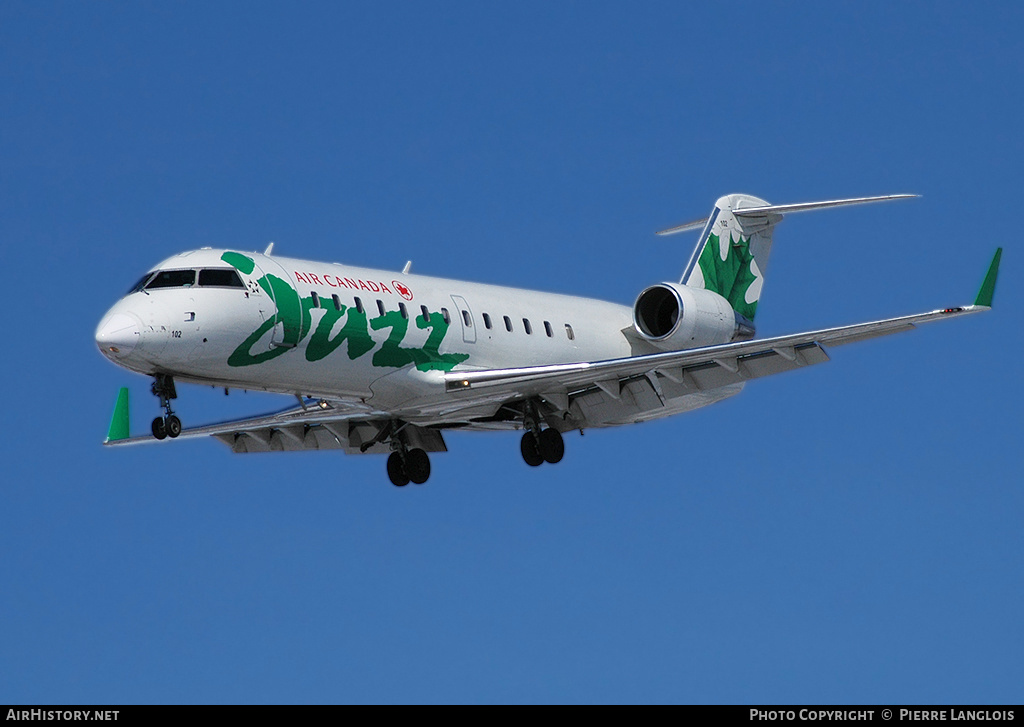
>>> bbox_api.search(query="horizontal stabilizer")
[657,194,916,236]
[732,194,917,218]
[655,217,711,237]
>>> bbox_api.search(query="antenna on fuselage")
[264,242,275,256]
[402,261,412,274]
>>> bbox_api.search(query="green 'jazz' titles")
[697,232,760,321]
[221,252,469,371]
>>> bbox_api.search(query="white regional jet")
[97,194,1001,486]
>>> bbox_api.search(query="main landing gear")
[365,421,432,487]
[386,447,431,487]
[521,428,564,466]
[150,373,181,440]
[519,401,565,467]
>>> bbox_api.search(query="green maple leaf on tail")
[697,232,759,320]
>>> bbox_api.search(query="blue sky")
[1,1,1021,704]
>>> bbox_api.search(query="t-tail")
[658,193,918,326]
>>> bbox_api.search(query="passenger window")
[421,305,429,320]
[565,324,575,341]
[504,315,513,332]
[376,300,385,316]
[544,321,553,337]
[146,269,196,289]
[332,294,342,311]
[523,318,533,335]
[482,313,492,329]
[354,297,364,314]
[310,291,321,308]
[441,308,451,324]
[462,310,472,327]
[198,269,245,288]
[399,303,408,320]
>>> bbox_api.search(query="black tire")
[407,448,431,485]
[539,428,565,464]
[520,432,544,467]
[387,452,410,487]
[165,415,182,438]
[151,417,167,440]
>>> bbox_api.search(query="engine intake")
[633,282,755,350]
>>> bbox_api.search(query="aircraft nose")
[96,312,141,357]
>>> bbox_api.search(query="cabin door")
[450,295,476,344]
[251,257,303,349]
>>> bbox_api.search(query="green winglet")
[974,248,1002,307]
[105,387,130,442]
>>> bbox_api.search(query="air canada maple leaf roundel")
[393,281,413,300]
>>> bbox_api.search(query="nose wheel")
[150,374,182,440]
[152,414,182,440]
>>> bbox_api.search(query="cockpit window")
[145,269,196,289]
[127,273,155,295]
[198,269,245,288]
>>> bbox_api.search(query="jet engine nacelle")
[632,282,755,350]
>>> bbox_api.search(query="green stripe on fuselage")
[220,251,469,372]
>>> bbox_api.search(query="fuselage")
[96,248,671,420]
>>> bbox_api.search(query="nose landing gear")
[150,374,182,440]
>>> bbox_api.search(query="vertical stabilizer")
[680,194,780,323]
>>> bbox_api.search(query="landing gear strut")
[519,401,565,466]
[150,374,181,440]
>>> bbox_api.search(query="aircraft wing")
[102,303,986,450]
[444,247,1000,405]
[442,303,990,405]
[103,397,398,453]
